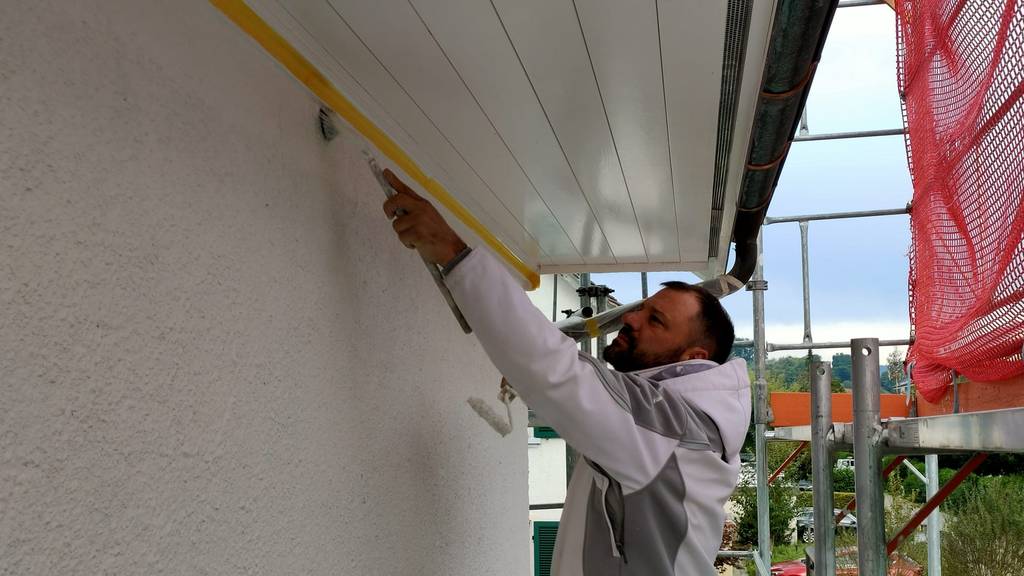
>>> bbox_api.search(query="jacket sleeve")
[444,249,711,492]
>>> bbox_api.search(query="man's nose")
[621,310,639,330]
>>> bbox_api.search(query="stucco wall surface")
[0,1,528,574]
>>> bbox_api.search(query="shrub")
[733,483,797,546]
[942,476,1024,575]
[884,476,927,568]
[794,491,855,509]
[832,467,855,492]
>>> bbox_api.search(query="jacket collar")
[630,359,719,382]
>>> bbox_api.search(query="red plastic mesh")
[897,0,1024,403]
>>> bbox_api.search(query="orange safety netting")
[897,0,1024,403]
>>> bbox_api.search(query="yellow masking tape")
[585,319,601,338]
[209,0,540,290]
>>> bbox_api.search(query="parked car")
[796,479,813,491]
[795,507,856,543]
[770,558,807,575]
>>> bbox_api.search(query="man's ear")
[682,347,710,361]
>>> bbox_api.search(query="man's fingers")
[392,214,416,234]
[393,214,422,249]
[383,169,423,200]
[382,195,400,218]
[382,193,419,219]
[396,229,418,249]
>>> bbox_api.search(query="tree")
[733,442,801,546]
[763,354,822,391]
[886,348,906,391]
[733,483,798,546]
[731,338,756,366]
[832,467,855,492]
[832,353,852,386]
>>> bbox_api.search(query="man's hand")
[381,169,468,267]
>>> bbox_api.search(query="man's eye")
[651,316,663,326]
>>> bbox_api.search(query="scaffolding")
[741,200,923,574]
[716,164,1022,575]
[741,0,1024,571]
[533,188,1023,575]
[530,1,1024,574]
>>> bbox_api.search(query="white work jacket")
[445,248,752,576]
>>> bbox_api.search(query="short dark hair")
[660,281,735,364]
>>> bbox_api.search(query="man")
[382,170,751,575]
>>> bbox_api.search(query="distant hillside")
[731,346,897,392]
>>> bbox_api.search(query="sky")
[590,5,914,361]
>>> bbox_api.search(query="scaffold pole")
[810,362,836,575]
[853,338,886,576]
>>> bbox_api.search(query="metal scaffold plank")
[886,408,1024,453]
[770,407,1024,454]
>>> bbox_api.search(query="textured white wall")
[0,1,527,574]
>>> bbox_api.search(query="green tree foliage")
[733,442,802,546]
[940,452,1024,477]
[832,353,852,385]
[942,476,1024,575]
[883,475,928,568]
[790,448,812,481]
[751,354,822,392]
[832,467,855,492]
[733,483,797,547]
[891,456,1024,505]
[794,491,855,509]
[731,339,755,366]
[886,348,907,391]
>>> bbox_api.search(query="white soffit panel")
[491,0,647,265]
[658,0,726,265]
[324,0,582,264]
[407,0,616,266]
[574,0,678,265]
[243,0,778,276]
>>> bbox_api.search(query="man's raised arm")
[383,170,691,491]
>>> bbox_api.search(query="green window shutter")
[533,521,559,576]
[533,426,560,439]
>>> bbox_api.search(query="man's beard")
[601,325,687,372]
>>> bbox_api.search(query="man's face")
[601,288,710,372]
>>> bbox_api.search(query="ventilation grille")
[709,0,753,258]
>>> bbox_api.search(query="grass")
[772,543,809,563]
[743,544,810,575]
